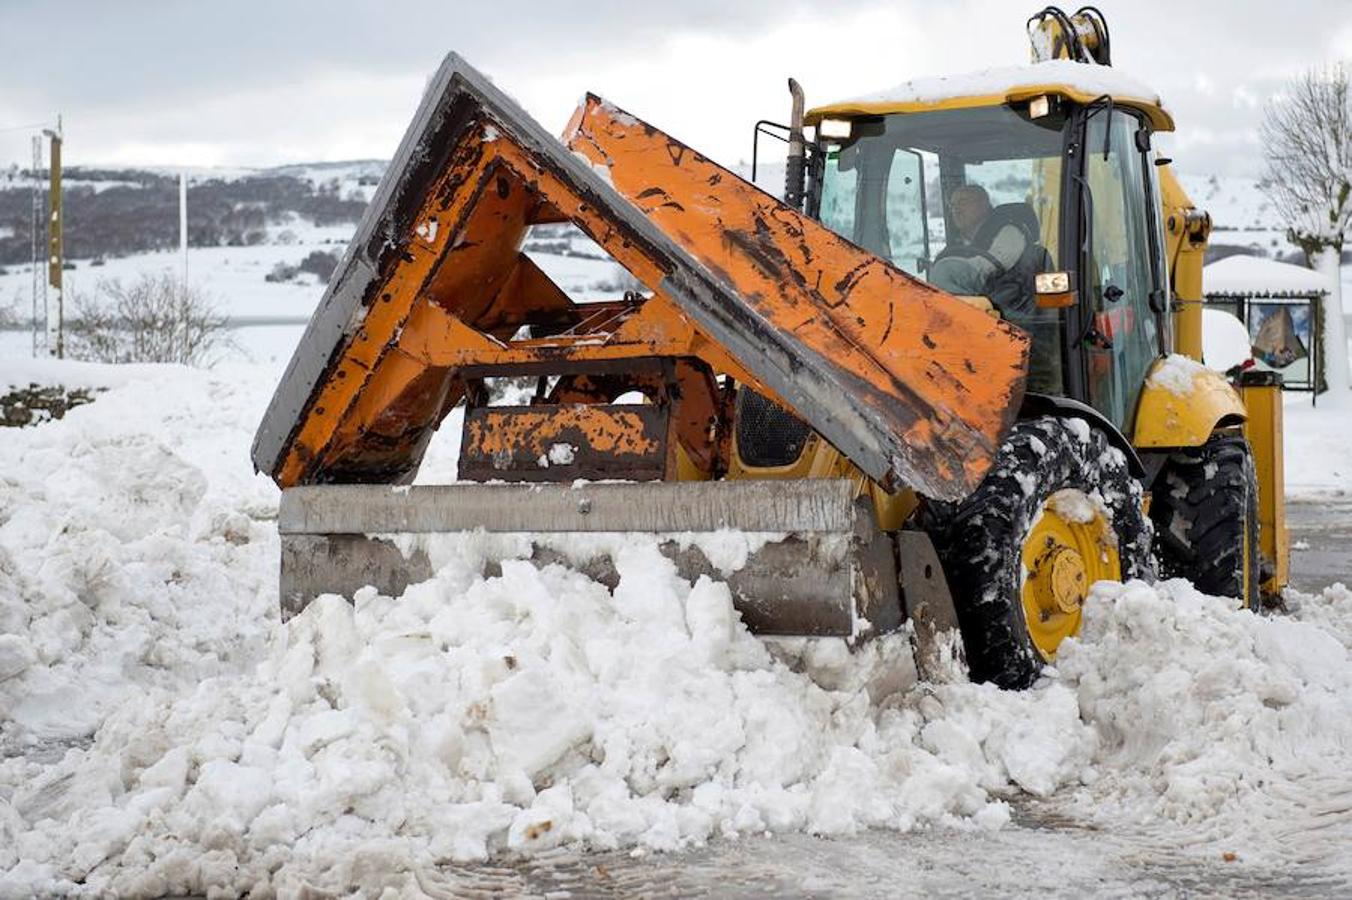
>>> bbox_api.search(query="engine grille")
[735,390,811,468]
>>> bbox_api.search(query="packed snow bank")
[1285,398,1352,497]
[0,363,282,749]
[1201,307,1252,372]
[0,544,1094,896]
[4,359,1352,897]
[1055,579,1352,866]
[5,559,1352,895]
[0,358,176,392]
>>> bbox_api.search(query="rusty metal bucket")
[278,479,962,680]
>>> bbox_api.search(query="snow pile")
[7,544,1352,895]
[1055,579,1352,862]
[0,362,280,748]
[1201,306,1253,372]
[4,360,1352,895]
[0,542,1096,896]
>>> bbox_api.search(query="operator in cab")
[928,184,1040,316]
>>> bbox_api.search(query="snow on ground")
[1,356,1352,896]
[0,231,630,368]
[0,362,281,751]
[1285,397,1352,497]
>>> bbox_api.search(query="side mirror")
[1035,271,1077,309]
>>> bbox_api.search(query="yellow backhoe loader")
[254,6,1288,689]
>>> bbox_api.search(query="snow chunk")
[571,150,614,187]
[1063,417,1091,443]
[1146,353,1207,397]
[600,100,639,128]
[415,217,439,243]
[1047,488,1101,525]
[0,635,37,681]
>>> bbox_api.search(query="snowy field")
[0,227,629,369]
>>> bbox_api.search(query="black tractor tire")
[923,416,1155,690]
[1149,431,1261,610]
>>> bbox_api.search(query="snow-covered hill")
[1174,172,1280,233]
[0,158,1332,370]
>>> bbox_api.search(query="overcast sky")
[4,0,1352,178]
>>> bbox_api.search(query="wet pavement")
[1287,494,1352,595]
[427,812,1350,898]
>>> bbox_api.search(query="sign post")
[44,123,63,358]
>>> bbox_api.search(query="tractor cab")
[797,64,1175,434]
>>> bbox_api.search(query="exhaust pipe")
[784,77,806,210]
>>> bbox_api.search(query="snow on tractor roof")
[1204,254,1334,297]
[808,59,1171,131]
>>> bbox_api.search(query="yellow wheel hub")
[1021,489,1121,660]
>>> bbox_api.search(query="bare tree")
[1260,64,1352,402]
[67,271,232,366]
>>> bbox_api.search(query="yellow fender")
[1133,355,1247,449]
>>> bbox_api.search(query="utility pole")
[180,171,188,362]
[44,119,63,358]
[30,134,43,357]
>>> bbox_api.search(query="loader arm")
[252,54,1030,502]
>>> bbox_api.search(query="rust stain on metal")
[460,405,668,482]
[257,60,1027,502]
[466,405,661,457]
[564,95,1030,495]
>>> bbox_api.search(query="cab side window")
[1083,110,1160,430]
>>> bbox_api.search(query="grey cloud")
[3,0,1351,177]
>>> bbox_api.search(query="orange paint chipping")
[261,69,1027,502]
[564,96,1029,492]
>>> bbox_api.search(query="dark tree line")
[0,169,369,265]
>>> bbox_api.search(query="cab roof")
[806,59,1173,132]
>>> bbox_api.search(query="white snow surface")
[832,59,1164,113]
[1204,255,1334,297]
[2,361,1352,896]
[0,362,280,748]
[1285,396,1352,497]
[1145,352,1208,396]
[1201,307,1254,372]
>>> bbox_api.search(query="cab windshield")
[815,104,1068,392]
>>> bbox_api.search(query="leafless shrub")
[265,260,298,283]
[298,249,340,283]
[67,271,232,366]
